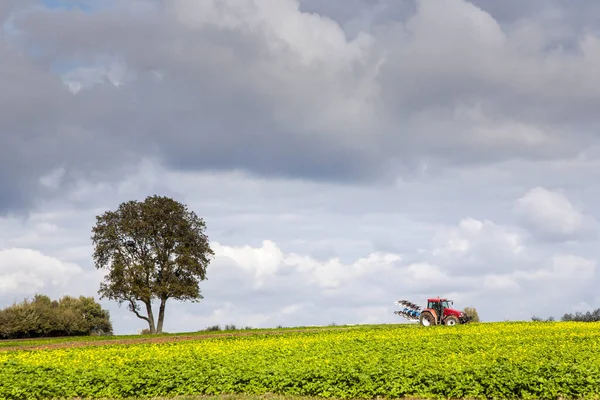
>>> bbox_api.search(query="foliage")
[531,315,555,322]
[200,325,254,332]
[202,325,222,332]
[2,321,600,399]
[562,308,600,322]
[0,294,112,339]
[91,195,214,334]
[462,307,480,322]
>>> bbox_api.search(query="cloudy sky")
[2,0,600,335]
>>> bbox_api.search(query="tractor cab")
[427,298,453,317]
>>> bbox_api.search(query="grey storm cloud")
[3,0,600,214]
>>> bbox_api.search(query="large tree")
[91,195,214,334]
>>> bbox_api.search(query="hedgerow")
[0,294,112,339]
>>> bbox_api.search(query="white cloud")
[213,240,284,287]
[0,248,82,295]
[39,167,66,190]
[430,217,528,274]
[515,187,596,240]
[482,274,521,292]
[516,254,596,283]
[213,239,402,290]
[407,0,506,50]
[168,0,373,66]
[61,58,132,94]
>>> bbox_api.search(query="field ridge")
[0,325,366,352]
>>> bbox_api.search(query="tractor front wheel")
[444,316,459,326]
[419,312,435,326]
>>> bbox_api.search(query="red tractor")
[394,297,472,326]
[419,297,471,326]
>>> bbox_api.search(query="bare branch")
[128,298,150,323]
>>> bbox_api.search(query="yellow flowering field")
[1,322,600,399]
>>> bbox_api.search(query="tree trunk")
[128,298,155,334]
[156,298,167,334]
[144,301,156,334]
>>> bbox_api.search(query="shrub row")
[532,308,600,323]
[0,294,113,339]
[562,308,600,322]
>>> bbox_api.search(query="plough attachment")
[395,300,421,310]
[394,300,421,321]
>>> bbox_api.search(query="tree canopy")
[463,307,480,323]
[91,195,214,334]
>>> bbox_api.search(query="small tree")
[91,195,214,334]
[463,307,480,323]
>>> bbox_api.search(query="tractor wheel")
[444,316,459,326]
[419,312,435,326]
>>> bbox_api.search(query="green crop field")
[1,321,600,400]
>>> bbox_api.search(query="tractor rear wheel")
[419,311,435,326]
[445,316,459,326]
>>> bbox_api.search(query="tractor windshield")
[441,301,450,308]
